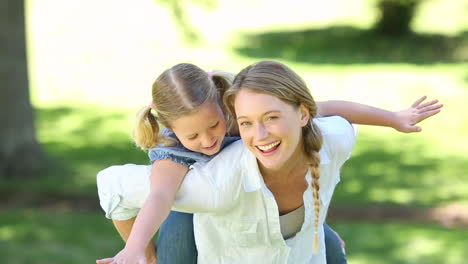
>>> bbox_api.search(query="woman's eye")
[239,121,251,127]
[266,116,278,121]
[187,135,198,140]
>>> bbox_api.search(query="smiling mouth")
[256,141,281,153]
[204,140,218,150]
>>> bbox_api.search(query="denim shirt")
[148,128,240,166]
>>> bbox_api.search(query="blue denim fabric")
[324,223,347,264]
[157,211,197,264]
[148,128,240,165]
[157,211,346,264]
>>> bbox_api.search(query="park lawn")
[1,209,467,264]
[2,0,465,262]
[0,209,122,264]
[331,221,468,264]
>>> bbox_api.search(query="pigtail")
[210,70,234,100]
[211,70,238,136]
[302,121,323,253]
[132,106,166,150]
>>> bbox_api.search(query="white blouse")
[172,116,357,264]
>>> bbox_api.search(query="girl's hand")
[96,247,152,264]
[393,96,443,133]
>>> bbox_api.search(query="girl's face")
[171,102,227,156]
[234,90,309,172]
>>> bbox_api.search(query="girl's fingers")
[417,103,443,114]
[417,99,439,109]
[407,125,422,133]
[96,258,114,264]
[416,109,441,123]
[411,96,427,108]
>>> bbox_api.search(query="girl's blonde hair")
[223,60,323,252]
[133,63,234,150]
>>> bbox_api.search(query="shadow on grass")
[0,106,148,200]
[234,26,468,64]
[331,221,468,264]
[0,209,123,264]
[332,131,468,207]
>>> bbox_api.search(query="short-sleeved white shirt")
[173,116,356,264]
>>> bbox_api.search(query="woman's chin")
[256,156,284,172]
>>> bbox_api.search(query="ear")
[298,104,310,127]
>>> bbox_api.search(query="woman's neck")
[259,153,309,182]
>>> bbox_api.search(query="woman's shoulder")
[313,116,355,136]
[209,140,246,163]
[189,140,247,179]
[313,116,357,162]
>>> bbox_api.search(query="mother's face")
[234,89,310,171]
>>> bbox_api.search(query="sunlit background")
[1,0,467,263]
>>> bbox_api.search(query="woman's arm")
[96,160,188,264]
[316,96,443,133]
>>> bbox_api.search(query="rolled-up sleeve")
[96,164,152,220]
[148,148,197,166]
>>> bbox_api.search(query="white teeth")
[257,141,280,151]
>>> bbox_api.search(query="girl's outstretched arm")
[96,160,188,264]
[316,96,443,132]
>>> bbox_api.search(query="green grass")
[0,105,148,197]
[334,129,468,207]
[330,221,468,264]
[0,210,122,264]
[1,209,467,264]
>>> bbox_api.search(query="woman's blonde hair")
[133,63,234,150]
[223,60,323,251]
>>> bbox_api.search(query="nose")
[254,123,268,141]
[201,134,215,148]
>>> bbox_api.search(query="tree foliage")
[156,0,216,42]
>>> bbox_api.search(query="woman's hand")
[392,96,443,133]
[96,246,155,264]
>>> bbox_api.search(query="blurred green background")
[1,0,467,263]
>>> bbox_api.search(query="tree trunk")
[374,0,420,35]
[0,0,46,178]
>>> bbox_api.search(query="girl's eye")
[187,135,198,140]
[266,116,278,121]
[239,121,251,127]
[209,121,219,129]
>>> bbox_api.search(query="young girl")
[96,63,442,264]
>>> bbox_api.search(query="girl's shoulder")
[148,131,241,165]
